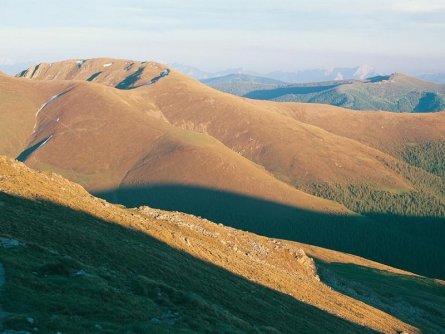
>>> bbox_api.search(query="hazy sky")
[1,0,444,73]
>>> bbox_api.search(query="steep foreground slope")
[1,156,445,333]
[2,59,445,279]
[208,73,445,113]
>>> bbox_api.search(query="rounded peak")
[16,58,170,89]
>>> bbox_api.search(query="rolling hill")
[1,155,445,333]
[1,58,445,279]
[205,73,445,112]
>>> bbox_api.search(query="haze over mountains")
[172,63,445,84]
[172,63,379,83]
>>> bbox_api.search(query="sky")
[0,0,445,74]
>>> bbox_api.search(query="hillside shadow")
[86,71,102,82]
[365,75,391,83]
[244,84,338,99]
[316,262,445,333]
[16,136,52,162]
[95,184,445,279]
[115,67,144,89]
[0,191,377,333]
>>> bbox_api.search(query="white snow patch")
[36,135,53,150]
[103,63,113,67]
[36,93,64,116]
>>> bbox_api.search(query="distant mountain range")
[419,73,445,84]
[203,72,445,112]
[171,63,378,83]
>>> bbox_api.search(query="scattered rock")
[292,249,319,281]
[94,324,103,331]
[250,240,269,257]
[0,331,32,334]
[25,317,34,326]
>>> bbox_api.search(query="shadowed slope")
[317,262,445,334]
[1,155,436,334]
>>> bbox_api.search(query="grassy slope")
[0,75,347,215]
[134,70,414,190]
[3,156,445,333]
[0,75,72,157]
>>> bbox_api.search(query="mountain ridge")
[2,58,445,280]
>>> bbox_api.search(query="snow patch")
[36,92,64,116]
[36,135,53,150]
[103,63,113,67]
[76,59,85,68]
